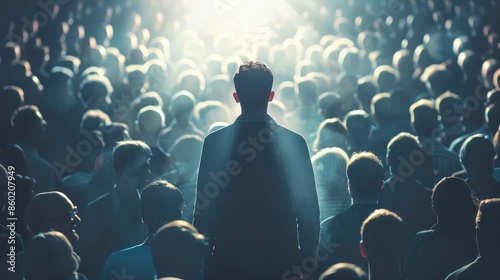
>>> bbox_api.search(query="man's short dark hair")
[432,177,477,219]
[346,152,384,201]
[141,180,184,232]
[152,220,207,279]
[113,140,151,177]
[11,105,43,141]
[460,134,495,175]
[476,198,500,254]
[361,209,408,260]
[233,61,273,108]
[410,99,439,137]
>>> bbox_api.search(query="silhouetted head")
[421,65,450,98]
[371,93,392,126]
[169,90,196,122]
[432,177,477,221]
[78,74,112,110]
[460,134,495,176]
[26,192,81,244]
[233,61,274,113]
[356,77,377,113]
[11,105,46,143]
[24,231,80,280]
[476,198,500,256]
[374,65,398,93]
[113,140,151,189]
[136,106,165,138]
[485,103,500,133]
[409,99,439,137]
[360,209,408,263]
[314,118,349,152]
[435,92,463,128]
[347,152,384,203]
[318,92,342,119]
[80,109,111,133]
[152,220,207,280]
[344,110,371,150]
[141,180,183,234]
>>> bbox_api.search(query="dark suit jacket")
[76,188,148,280]
[194,114,320,280]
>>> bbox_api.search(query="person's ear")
[360,241,367,258]
[269,90,275,102]
[233,92,240,103]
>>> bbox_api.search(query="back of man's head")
[11,105,44,142]
[347,152,384,202]
[141,180,183,233]
[409,99,439,137]
[432,177,477,220]
[386,132,420,172]
[371,93,393,126]
[113,140,151,177]
[295,77,318,107]
[233,61,273,110]
[152,220,207,279]
[136,106,165,136]
[476,198,500,255]
[460,134,495,176]
[361,209,408,262]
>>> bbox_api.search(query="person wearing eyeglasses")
[25,191,81,245]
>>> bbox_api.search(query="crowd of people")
[1,0,500,279]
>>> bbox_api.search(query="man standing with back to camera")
[194,61,320,280]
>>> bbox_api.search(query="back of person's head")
[295,77,318,107]
[176,69,205,97]
[487,89,500,106]
[409,99,439,137]
[78,74,113,110]
[314,118,348,152]
[113,140,151,177]
[476,198,500,255]
[318,91,342,119]
[169,90,196,120]
[373,65,398,92]
[0,85,24,115]
[194,100,231,132]
[460,134,495,176]
[312,147,349,190]
[152,220,207,279]
[432,177,477,220]
[421,65,450,98]
[277,81,297,110]
[485,103,500,133]
[99,122,131,150]
[344,110,371,147]
[25,191,80,243]
[356,77,377,112]
[24,231,80,280]
[360,209,408,261]
[233,61,273,111]
[141,180,183,233]
[435,92,463,127]
[10,105,45,142]
[136,105,165,136]
[371,93,392,126]
[393,49,414,78]
[346,152,384,202]
[170,135,203,166]
[80,109,111,133]
[319,263,367,280]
